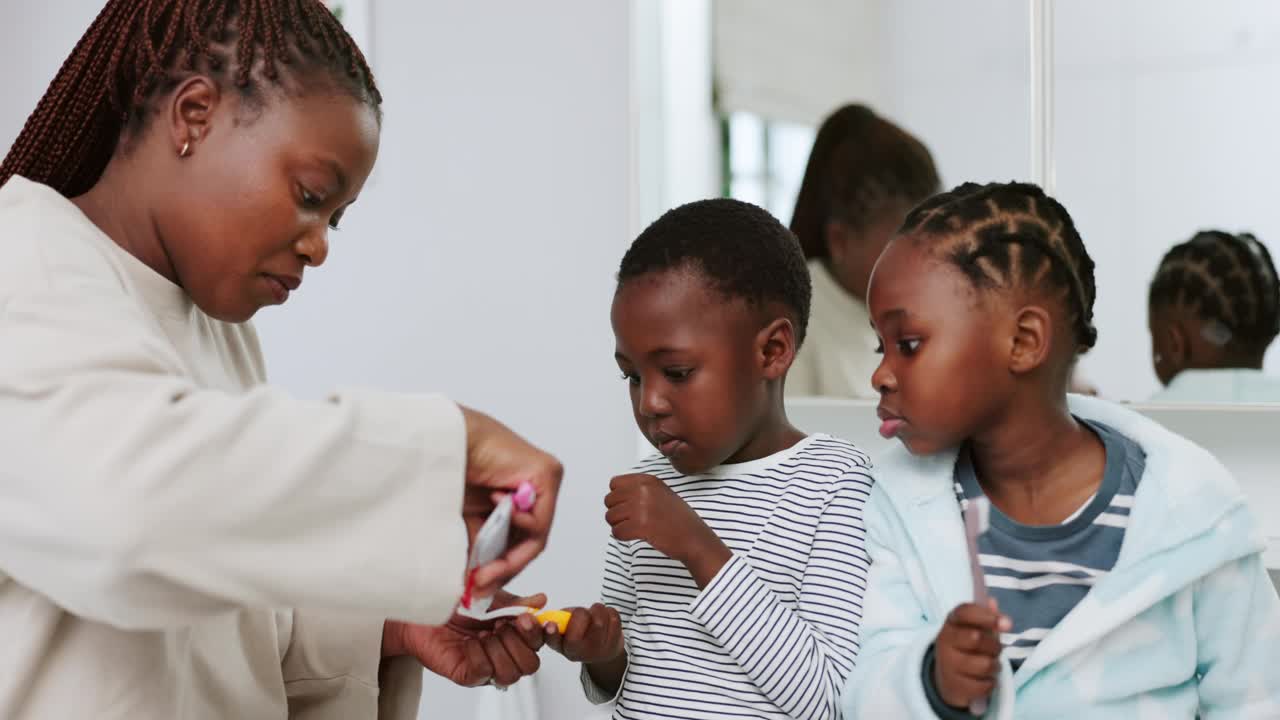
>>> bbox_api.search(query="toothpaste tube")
[460,481,536,611]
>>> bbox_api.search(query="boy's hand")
[933,600,1010,709]
[605,474,731,585]
[543,604,624,664]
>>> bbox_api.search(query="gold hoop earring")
[179,140,191,158]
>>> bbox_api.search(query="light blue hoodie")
[841,395,1280,719]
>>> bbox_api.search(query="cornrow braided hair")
[900,181,1098,350]
[791,104,941,260]
[1149,230,1280,354]
[0,0,380,198]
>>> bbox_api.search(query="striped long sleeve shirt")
[582,434,874,720]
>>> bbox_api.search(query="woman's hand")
[460,407,563,597]
[383,592,548,687]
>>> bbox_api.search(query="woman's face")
[828,204,911,301]
[156,88,380,322]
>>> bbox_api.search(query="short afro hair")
[617,198,812,345]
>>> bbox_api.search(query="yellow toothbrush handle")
[531,609,572,633]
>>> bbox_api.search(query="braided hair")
[900,181,1098,351]
[790,104,940,260]
[0,0,379,198]
[1149,230,1280,356]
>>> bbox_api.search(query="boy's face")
[611,269,772,474]
[867,237,1015,455]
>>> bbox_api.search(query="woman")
[787,104,941,399]
[0,1,558,717]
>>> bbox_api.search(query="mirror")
[1054,0,1280,403]
[633,0,1280,405]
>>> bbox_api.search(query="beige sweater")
[787,260,881,400]
[0,177,469,719]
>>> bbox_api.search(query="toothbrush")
[962,496,993,716]
[455,604,573,633]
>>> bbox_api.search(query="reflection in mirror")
[785,105,939,400]
[1055,1,1280,403]
[1147,230,1280,403]
[637,0,1280,405]
[637,0,1030,398]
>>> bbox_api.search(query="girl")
[1148,229,1280,403]
[842,182,1280,718]
[0,1,558,717]
[544,199,874,720]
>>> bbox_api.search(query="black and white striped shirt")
[582,434,873,720]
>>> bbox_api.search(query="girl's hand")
[933,600,1009,709]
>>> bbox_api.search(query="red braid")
[0,0,381,198]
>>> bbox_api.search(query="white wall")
[712,0,888,127]
[879,0,1032,189]
[635,0,718,227]
[0,1,100,149]
[2,2,635,719]
[317,3,633,717]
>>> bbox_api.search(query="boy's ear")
[1009,305,1053,374]
[758,317,798,380]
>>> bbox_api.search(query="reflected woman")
[787,104,940,399]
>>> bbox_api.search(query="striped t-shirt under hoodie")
[581,434,874,720]
[957,418,1146,671]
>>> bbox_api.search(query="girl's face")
[867,237,1016,455]
[156,88,380,322]
[611,269,786,475]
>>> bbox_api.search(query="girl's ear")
[1008,305,1053,374]
[1164,322,1190,375]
